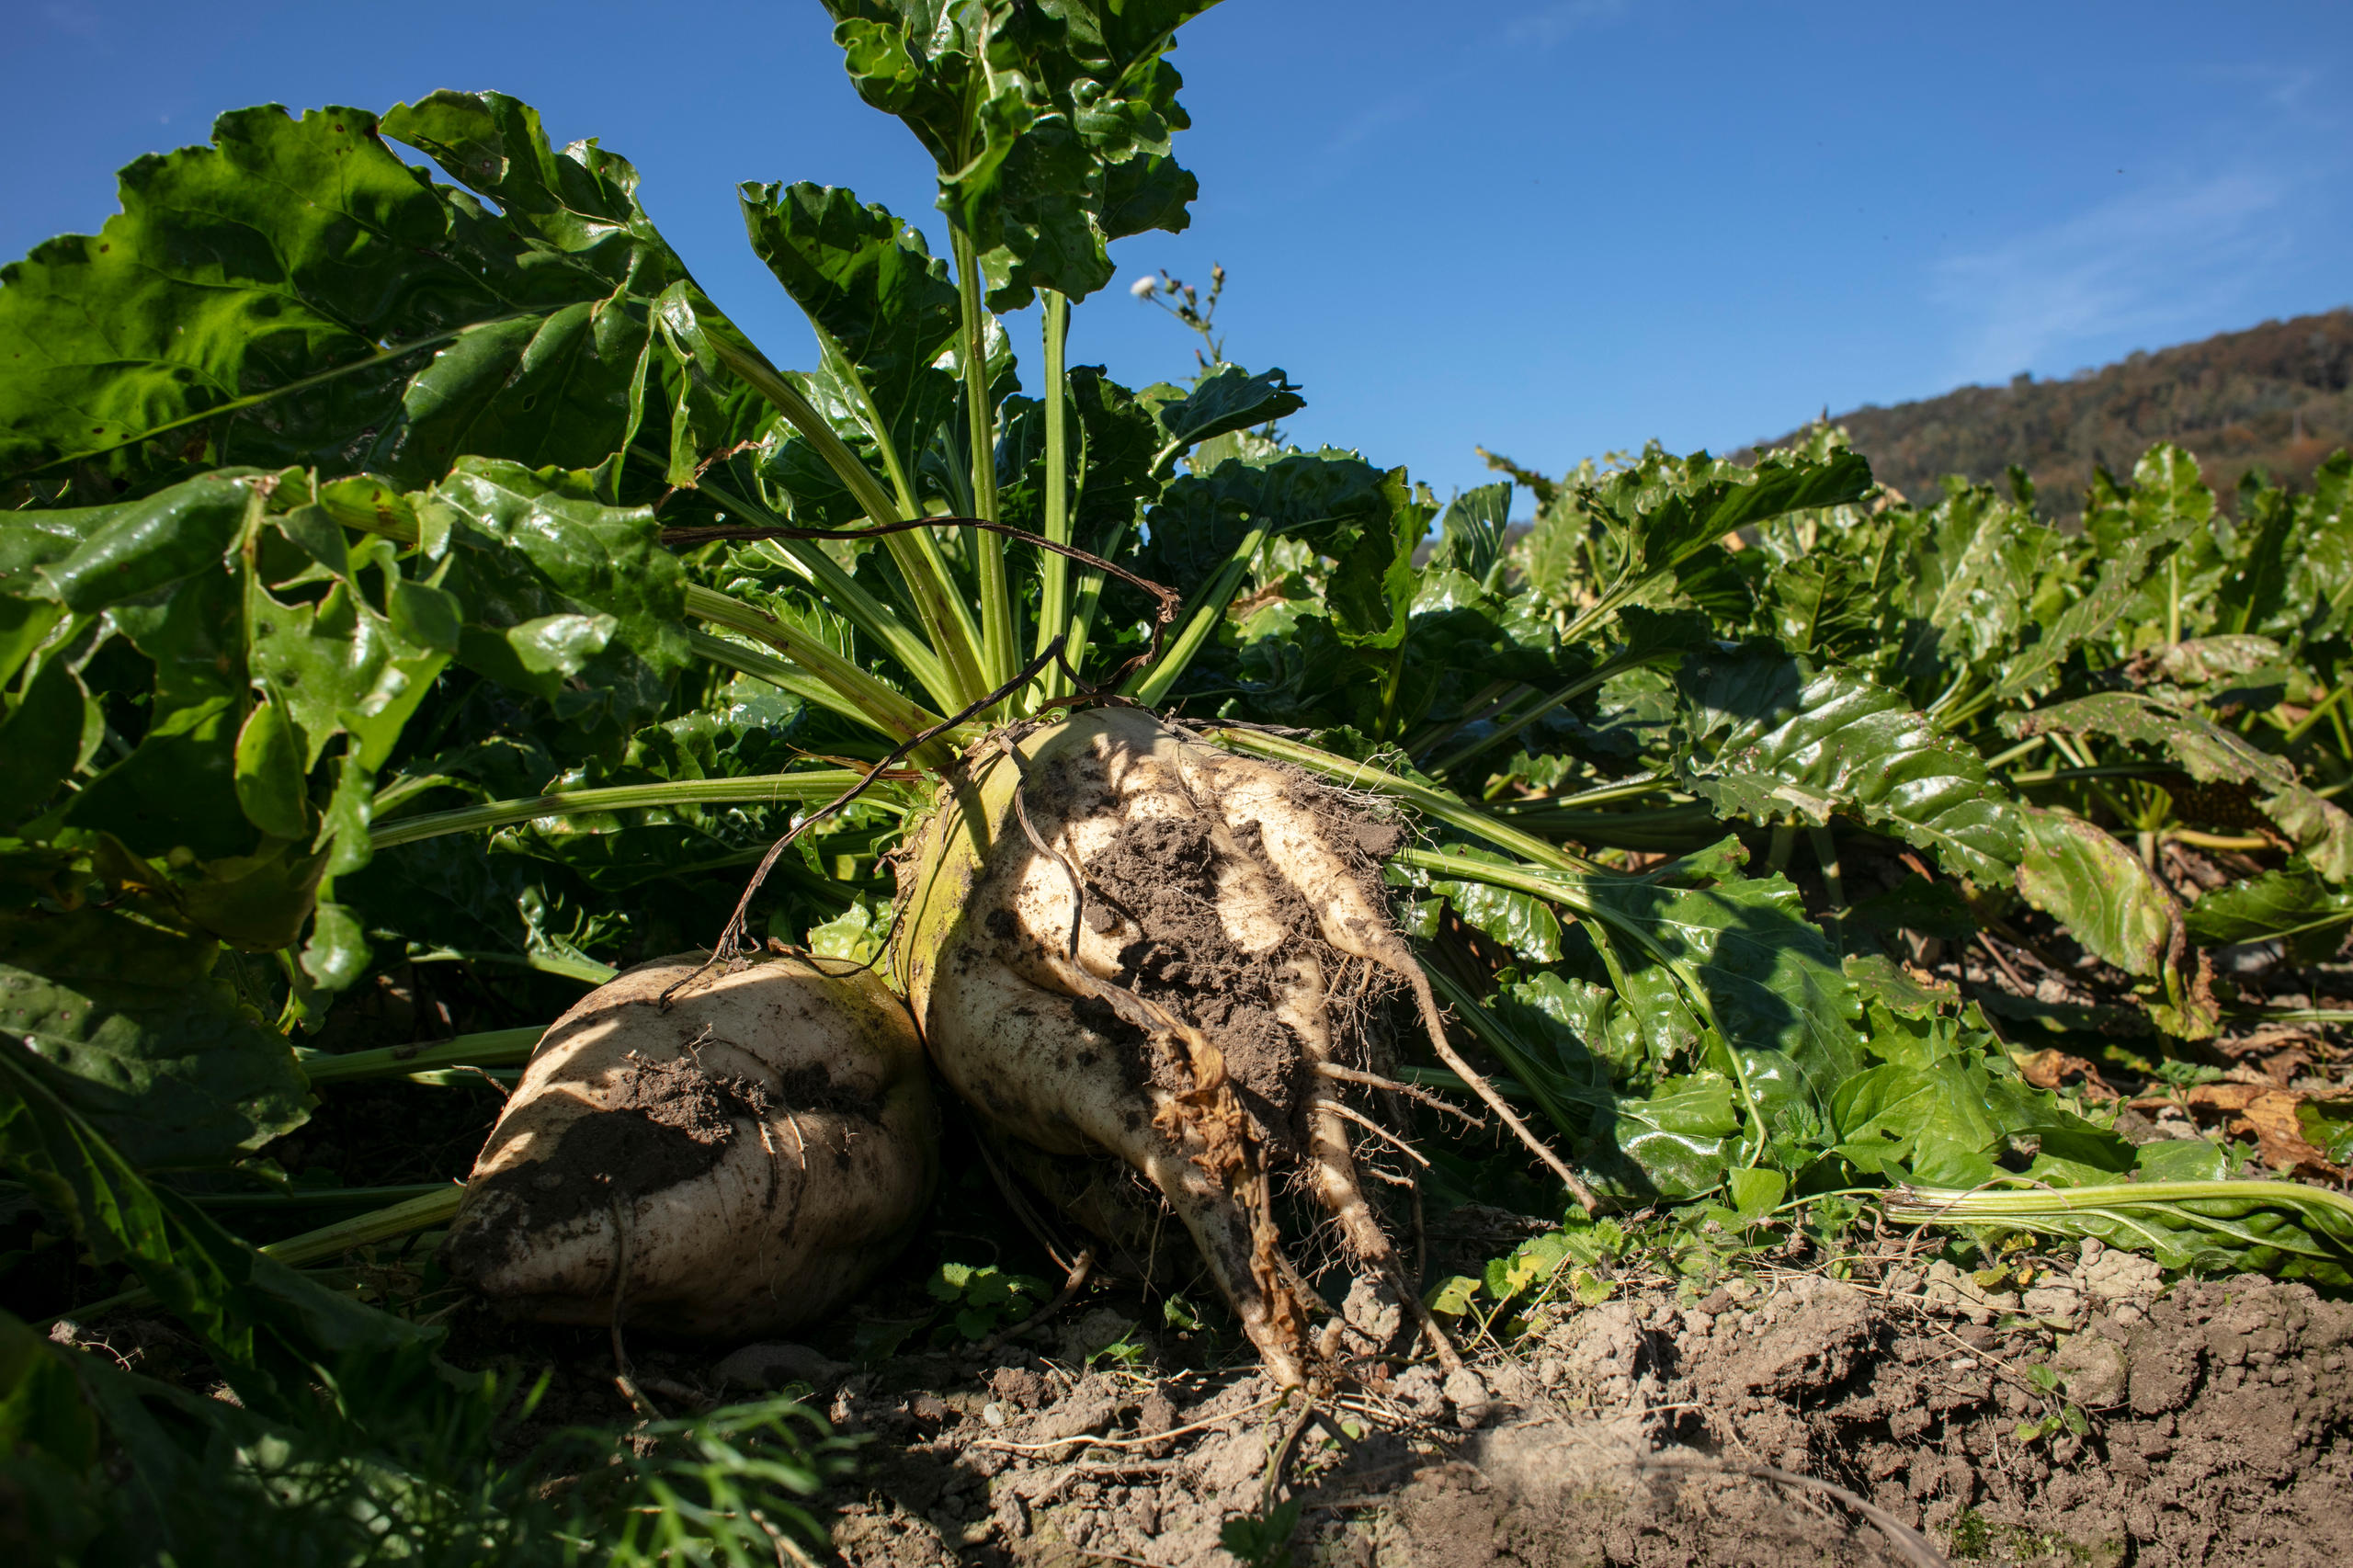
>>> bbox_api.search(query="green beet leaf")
[1673,642,2021,884]
[1572,856,1860,1141]
[2180,858,2353,961]
[821,0,1216,306]
[0,900,310,1168]
[0,95,707,504]
[2013,806,2176,978]
[2005,689,2353,881]
[740,180,964,495]
[1144,365,1306,477]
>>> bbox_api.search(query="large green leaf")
[424,460,688,743]
[1146,365,1305,473]
[0,1043,447,1418]
[1832,1002,2126,1187]
[822,1,1217,304]
[1326,468,1433,649]
[1425,481,1514,586]
[2013,806,2177,978]
[1391,841,1563,962]
[1673,643,2020,884]
[1908,487,2064,665]
[2182,858,2353,961]
[738,181,963,486]
[0,658,92,825]
[1573,856,1861,1136]
[1131,449,1392,605]
[1592,1074,1743,1199]
[0,901,308,1168]
[1995,445,2210,699]
[1582,448,1874,585]
[2006,690,2353,880]
[0,94,699,503]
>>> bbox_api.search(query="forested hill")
[1753,308,2353,512]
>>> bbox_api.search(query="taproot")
[440,952,934,1336]
[894,708,1458,1388]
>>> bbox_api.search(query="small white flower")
[1128,275,1157,299]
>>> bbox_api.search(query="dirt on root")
[661,1254,2353,1568]
[452,1051,771,1242]
[1013,744,1402,1159]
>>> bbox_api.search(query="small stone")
[2075,1249,2162,1303]
[987,1367,1048,1410]
[2021,1285,2084,1323]
[1443,1367,1492,1430]
[1392,1365,1445,1420]
[712,1341,853,1391]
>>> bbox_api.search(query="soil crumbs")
[661,1251,2353,1568]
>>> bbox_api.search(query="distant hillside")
[1754,308,2353,512]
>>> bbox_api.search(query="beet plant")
[5,3,2353,1562]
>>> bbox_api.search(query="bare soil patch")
[477,1239,2351,1568]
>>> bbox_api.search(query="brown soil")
[716,1255,2348,1568]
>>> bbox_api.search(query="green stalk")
[248,1184,466,1267]
[1209,729,1603,878]
[1808,824,1847,953]
[813,332,922,518]
[300,1027,543,1085]
[2285,679,2353,744]
[655,456,958,712]
[1884,1179,2353,1265]
[1488,772,1671,812]
[704,335,989,706]
[686,584,949,752]
[191,1183,459,1210]
[1427,648,1671,778]
[368,772,880,851]
[949,225,1017,695]
[1035,290,1074,701]
[1064,517,1136,690]
[63,1187,468,1323]
[2222,1005,2353,1023]
[1887,1179,2353,1227]
[687,629,896,731]
[1980,733,2047,770]
[1398,1063,1531,1102]
[1374,644,1410,743]
[1127,526,1269,708]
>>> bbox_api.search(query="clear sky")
[7,1,2348,504]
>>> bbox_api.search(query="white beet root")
[441,952,935,1336]
[896,709,1449,1387]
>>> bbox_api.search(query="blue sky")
[8,1,2348,504]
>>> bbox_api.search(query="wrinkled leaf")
[1675,643,2020,883]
